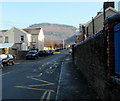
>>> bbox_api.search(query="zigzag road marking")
[15,86,54,92]
[40,90,52,101]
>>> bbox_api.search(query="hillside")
[65,35,77,44]
[29,23,76,45]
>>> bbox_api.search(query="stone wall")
[73,14,120,100]
[16,50,29,60]
[74,31,109,100]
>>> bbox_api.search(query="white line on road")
[0,70,15,76]
[55,62,64,100]
[46,91,51,101]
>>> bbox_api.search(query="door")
[114,23,120,74]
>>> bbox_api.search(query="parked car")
[0,57,3,68]
[0,54,15,66]
[38,50,49,57]
[29,50,38,53]
[46,50,50,55]
[69,49,72,53]
[48,50,54,55]
[26,51,38,59]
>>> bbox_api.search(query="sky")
[0,0,119,30]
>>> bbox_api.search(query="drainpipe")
[92,17,95,35]
[86,27,89,37]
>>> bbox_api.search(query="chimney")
[103,2,114,10]
[97,12,102,16]
[103,2,114,20]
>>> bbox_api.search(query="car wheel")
[1,64,3,67]
[12,61,15,65]
[35,57,37,60]
[0,64,3,68]
[7,62,10,66]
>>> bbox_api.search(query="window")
[32,37,36,42]
[32,45,35,49]
[20,36,24,42]
[5,36,8,43]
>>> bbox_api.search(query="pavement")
[56,54,99,101]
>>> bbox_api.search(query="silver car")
[0,54,15,66]
[0,57,3,68]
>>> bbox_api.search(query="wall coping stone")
[74,30,104,48]
[111,76,120,84]
[104,13,120,25]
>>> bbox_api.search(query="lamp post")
[51,32,53,49]
[63,39,64,49]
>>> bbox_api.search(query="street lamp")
[63,39,64,49]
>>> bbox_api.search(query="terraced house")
[77,2,120,43]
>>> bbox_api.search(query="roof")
[4,27,29,36]
[0,30,8,32]
[23,27,42,35]
[14,27,29,34]
[0,27,42,35]
[24,27,41,30]
[0,43,15,48]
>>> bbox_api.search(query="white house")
[0,27,44,51]
[23,27,44,51]
[2,27,32,50]
[0,30,7,43]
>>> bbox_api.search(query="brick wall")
[105,22,115,76]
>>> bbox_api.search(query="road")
[2,50,68,101]
[1,49,98,101]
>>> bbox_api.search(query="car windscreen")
[28,52,36,54]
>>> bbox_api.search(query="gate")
[114,23,120,74]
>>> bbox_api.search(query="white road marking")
[40,91,48,101]
[40,90,52,101]
[46,91,51,101]
[0,70,14,76]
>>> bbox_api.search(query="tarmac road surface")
[1,50,99,101]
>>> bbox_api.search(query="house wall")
[3,27,31,51]
[14,28,28,50]
[3,28,15,43]
[38,28,44,50]
[24,28,44,51]
[14,28,27,43]
[27,33,31,47]
[0,31,6,43]
[76,33,84,42]
[31,34,38,50]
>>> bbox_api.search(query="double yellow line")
[15,77,55,100]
